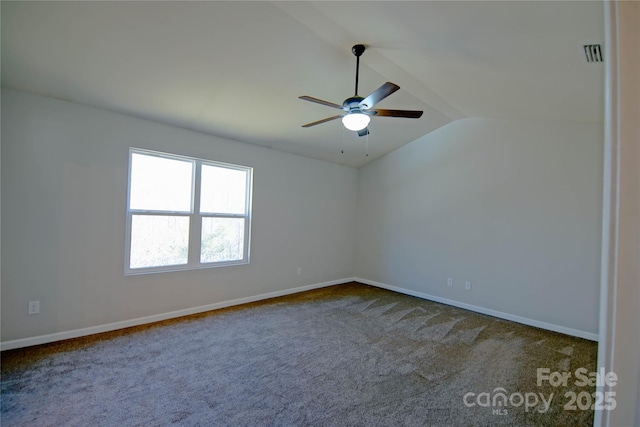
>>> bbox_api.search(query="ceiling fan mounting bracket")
[352,44,366,57]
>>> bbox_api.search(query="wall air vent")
[583,44,603,63]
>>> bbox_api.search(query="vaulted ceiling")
[1,1,604,167]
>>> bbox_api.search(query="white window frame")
[125,148,252,275]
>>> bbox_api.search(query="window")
[125,148,252,274]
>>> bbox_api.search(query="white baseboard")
[1,276,597,351]
[0,278,353,351]
[354,277,599,342]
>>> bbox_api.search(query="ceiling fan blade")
[299,96,343,110]
[301,115,343,128]
[359,82,400,109]
[357,128,370,137]
[369,109,423,118]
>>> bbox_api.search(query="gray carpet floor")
[1,282,597,426]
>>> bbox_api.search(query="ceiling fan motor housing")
[343,96,366,111]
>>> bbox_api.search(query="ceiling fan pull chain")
[365,131,369,157]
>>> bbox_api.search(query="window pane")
[130,215,189,269]
[200,217,245,263]
[200,165,247,214]
[130,153,193,212]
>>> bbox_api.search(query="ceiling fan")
[299,44,423,137]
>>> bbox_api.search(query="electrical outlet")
[297,267,302,276]
[447,278,453,287]
[28,300,40,315]
[465,281,472,291]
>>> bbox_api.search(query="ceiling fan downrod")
[352,44,365,96]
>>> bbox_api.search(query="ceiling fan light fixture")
[342,112,370,131]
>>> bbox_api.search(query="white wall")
[0,89,606,346]
[355,117,603,336]
[1,89,357,343]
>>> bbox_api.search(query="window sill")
[124,259,250,276]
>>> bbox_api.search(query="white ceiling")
[1,1,604,167]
